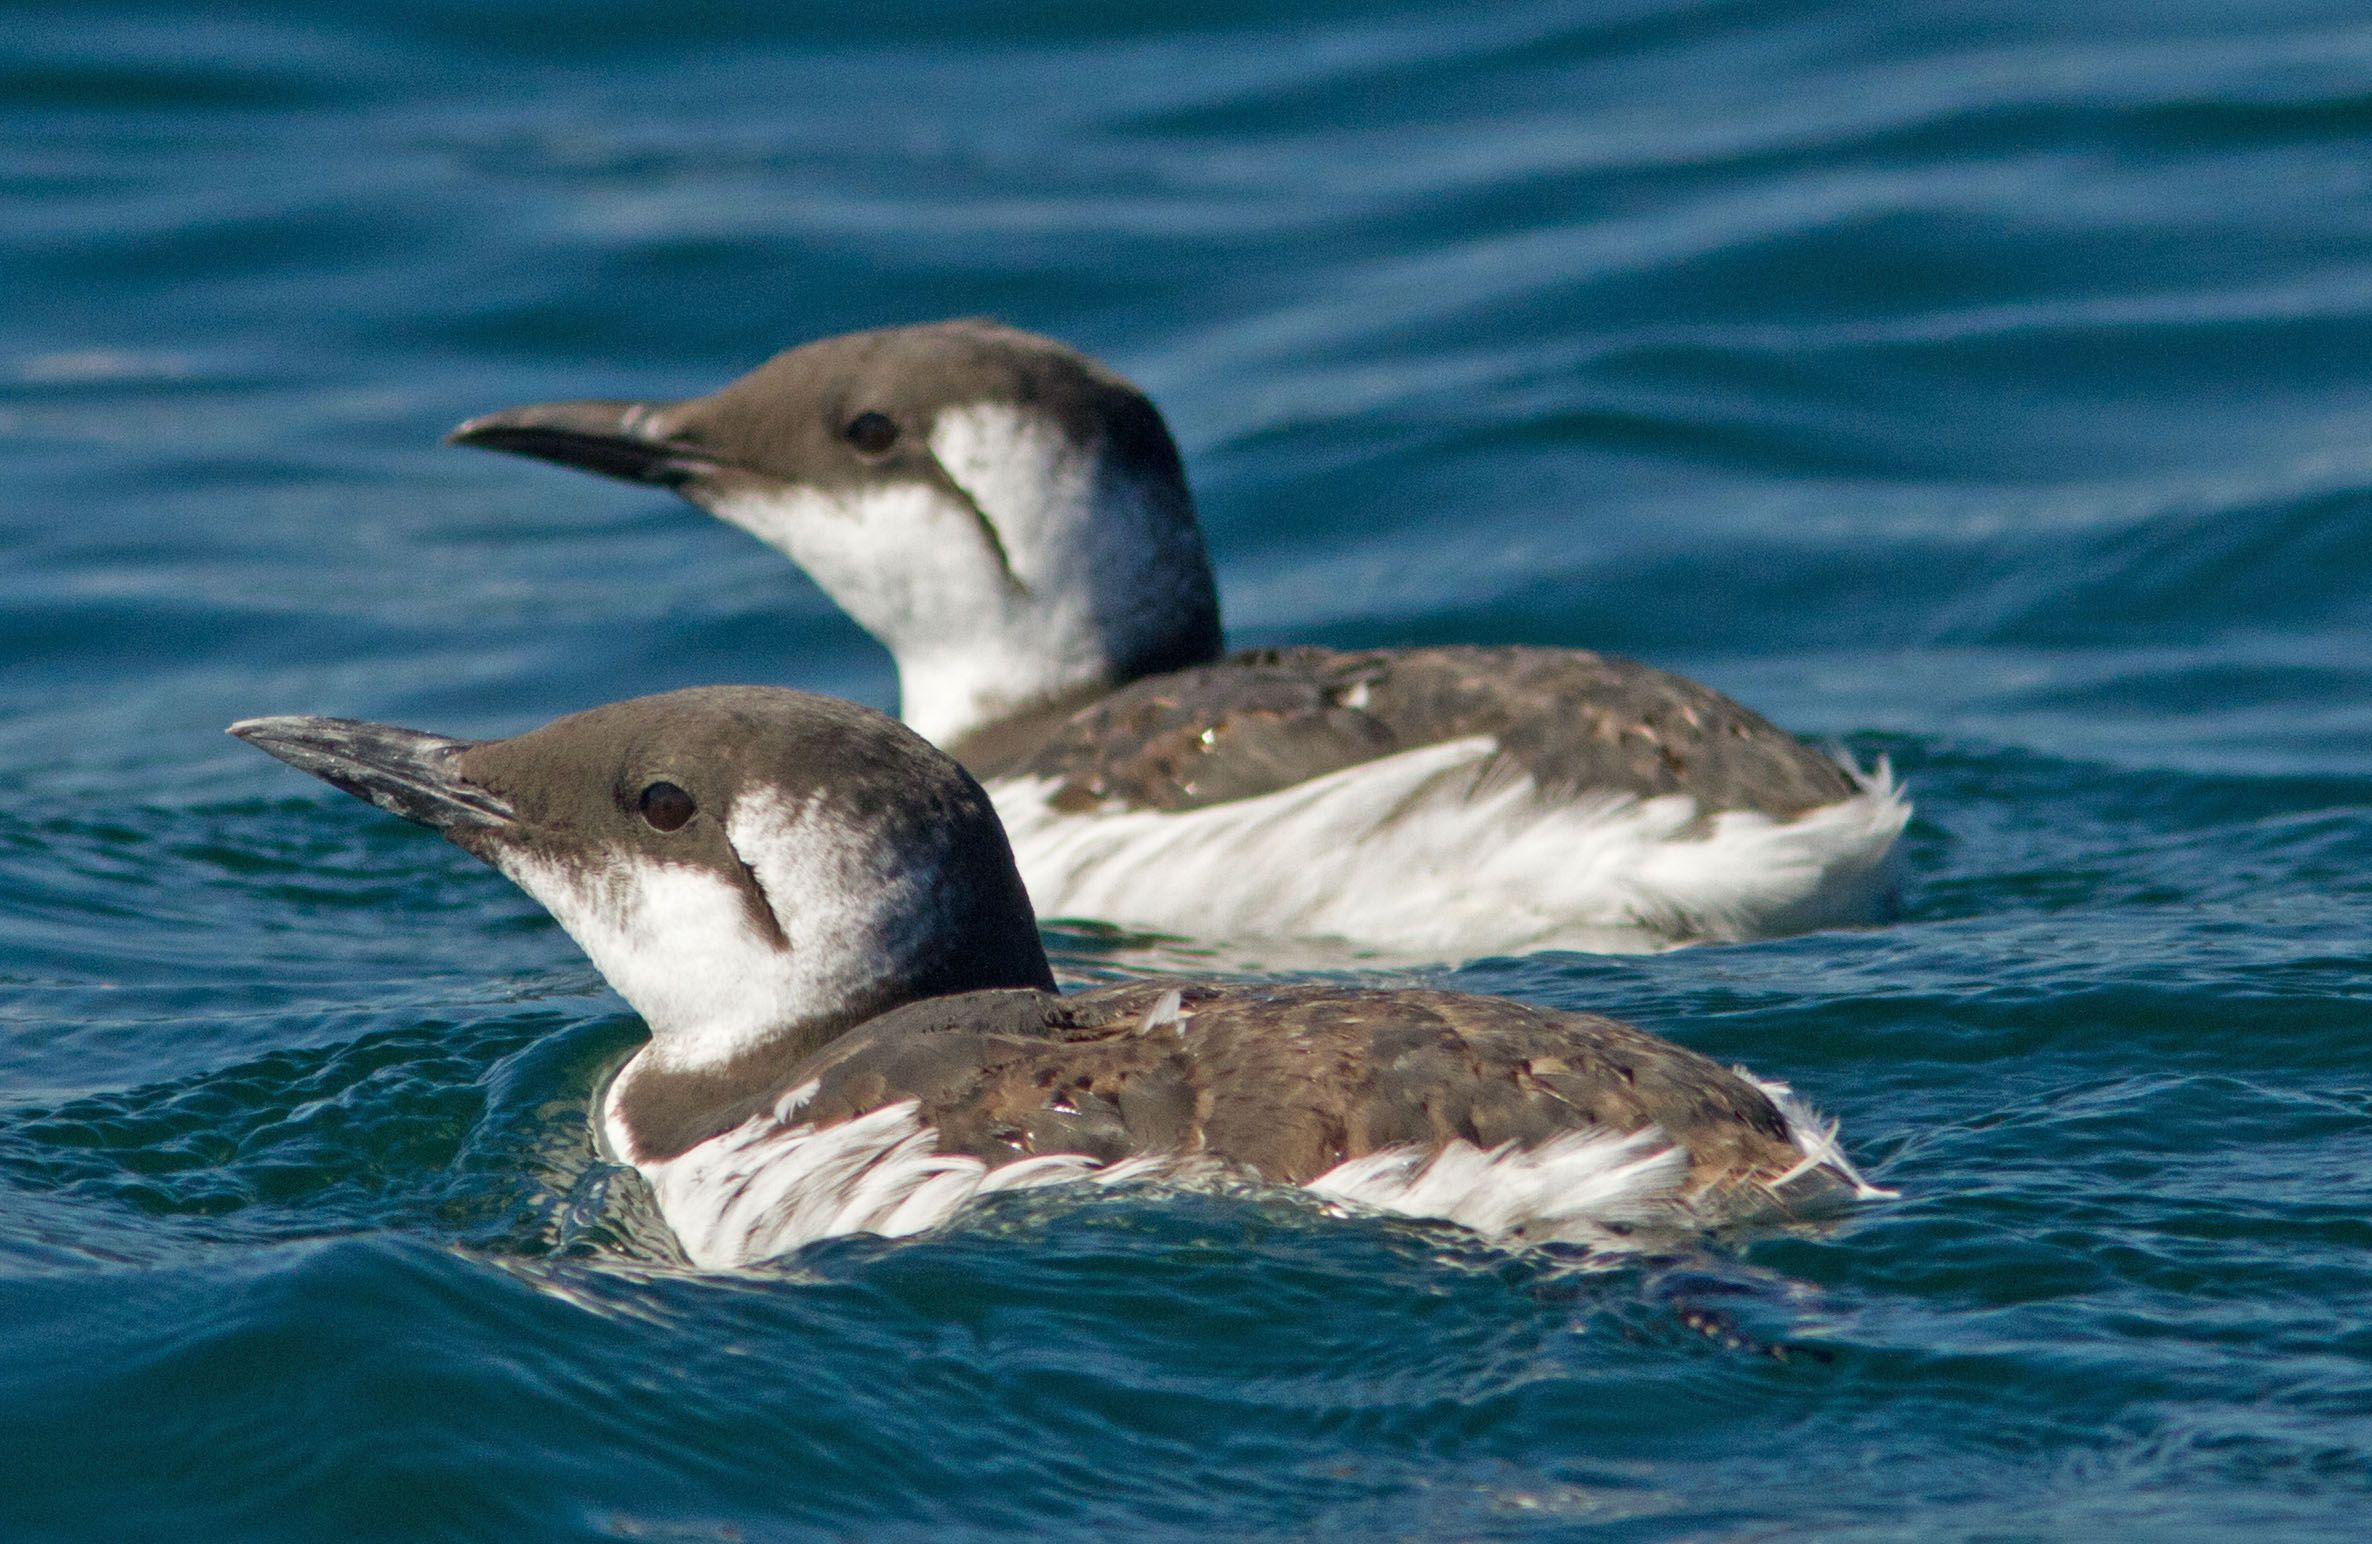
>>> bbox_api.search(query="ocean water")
[6,0,2372,1536]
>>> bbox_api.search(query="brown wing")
[975,646,1856,819]
[784,981,1817,1202]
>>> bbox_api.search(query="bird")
[447,320,1908,960]
[230,685,1885,1270]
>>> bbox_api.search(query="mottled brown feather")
[965,644,1857,820]
[652,981,1830,1209]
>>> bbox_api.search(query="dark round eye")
[637,781,696,832]
[843,411,898,457]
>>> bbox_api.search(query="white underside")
[622,1072,1888,1271]
[989,738,1909,962]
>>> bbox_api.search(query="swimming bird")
[230,687,1884,1269]
[448,322,1907,959]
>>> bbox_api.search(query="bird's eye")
[638,781,696,832]
[843,411,898,457]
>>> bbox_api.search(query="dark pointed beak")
[445,399,715,488]
[229,716,516,834]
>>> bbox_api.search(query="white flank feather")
[631,1080,1885,1268]
[1745,1074,1896,1202]
[639,1101,1126,1269]
[641,1107,1719,1267]
[1134,988,1188,1033]
[991,742,1908,960]
[1306,1126,1690,1243]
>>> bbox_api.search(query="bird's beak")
[229,716,516,834]
[445,399,715,488]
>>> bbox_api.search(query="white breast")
[989,738,1909,961]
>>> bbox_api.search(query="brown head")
[449,322,1225,747]
[231,686,1055,1069]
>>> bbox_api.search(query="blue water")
[8,1,2372,1536]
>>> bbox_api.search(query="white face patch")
[716,783,953,1034]
[494,847,804,1067]
[926,399,1098,566]
[705,477,1013,675]
[492,785,954,1072]
[704,401,1212,747]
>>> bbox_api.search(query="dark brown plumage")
[616,980,1845,1215]
[968,643,1858,819]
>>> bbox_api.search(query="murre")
[231,686,1885,1270]
[448,323,1906,961]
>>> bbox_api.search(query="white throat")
[490,788,949,1070]
[705,401,1214,748]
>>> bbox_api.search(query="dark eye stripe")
[639,781,696,832]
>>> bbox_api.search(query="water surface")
[6,1,2372,1537]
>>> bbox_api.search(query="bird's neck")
[889,572,1223,753]
[606,953,1058,1167]
[893,428,1224,748]
[892,634,1123,751]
